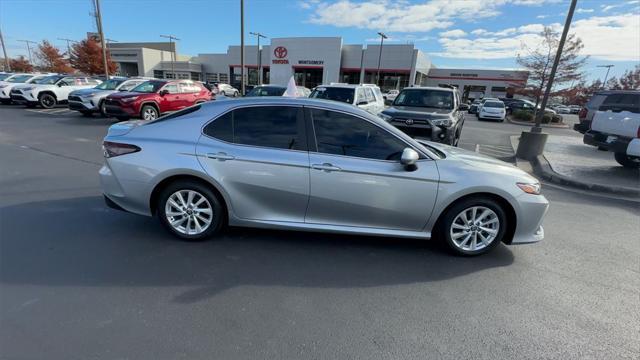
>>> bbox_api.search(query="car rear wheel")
[439,197,507,256]
[157,181,224,241]
[99,101,108,117]
[614,152,640,168]
[38,93,56,109]
[141,105,159,121]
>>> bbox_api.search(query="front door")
[158,83,182,113]
[197,105,310,222]
[304,107,439,231]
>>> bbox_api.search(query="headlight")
[430,118,452,127]
[517,182,541,195]
[121,96,138,103]
[378,112,392,121]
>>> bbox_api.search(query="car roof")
[402,86,456,92]
[200,96,365,114]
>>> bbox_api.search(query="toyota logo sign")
[273,46,288,59]
[405,119,414,125]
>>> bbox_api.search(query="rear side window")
[204,106,302,150]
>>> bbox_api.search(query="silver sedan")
[100,97,548,256]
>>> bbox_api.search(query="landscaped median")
[510,135,640,198]
[507,110,569,128]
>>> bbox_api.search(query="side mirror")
[400,148,419,170]
[159,89,168,96]
[459,104,469,110]
[57,82,64,87]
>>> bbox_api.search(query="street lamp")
[160,34,180,79]
[17,39,37,64]
[249,31,267,85]
[376,32,387,87]
[0,27,10,71]
[597,65,614,89]
[57,38,78,59]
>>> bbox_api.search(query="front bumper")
[0,89,11,99]
[509,193,549,244]
[479,112,505,119]
[68,95,98,111]
[388,119,454,143]
[583,130,633,154]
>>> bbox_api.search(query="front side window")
[162,84,179,94]
[311,109,407,161]
[58,77,77,86]
[33,75,64,85]
[119,81,143,91]
[96,79,124,90]
[7,75,32,83]
[131,81,165,93]
[204,106,301,150]
[364,88,375,102]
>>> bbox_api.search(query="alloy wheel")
[449,206,500,252]
[142,107,158,120]
[40,95,55,108]
[164,190,214,236]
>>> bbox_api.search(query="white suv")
[309,83,385,115]
[0,73,53,104]
[10,75,101,108]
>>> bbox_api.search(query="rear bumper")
[573,120,590,134]
[583,130,632,154]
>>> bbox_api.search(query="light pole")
[0,27,9,71]
[249,31,267,85]
[376,32,387,87]
[160,34,180,79]
[93,0,109,79]
[597,64,614,89]
[57,38,78,59]
[240,0,245,95]
[17,40,37,64]
[516,0,577,160]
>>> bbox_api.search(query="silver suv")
[100,97,548,256]
[68,77,151,116]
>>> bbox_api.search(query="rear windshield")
[246,86,286,96]
[600,93,640,113]
[483,101,504,108]
[309,87,355,104]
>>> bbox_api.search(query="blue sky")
[1,0,638,82]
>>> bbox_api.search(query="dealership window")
[206,73,218,83]
[364,71,409,92]
[340,71,361,84]
[164,72,175,79]
[153,70,163,79]
[247,68,259,86]
[190,72,201,81]
[219,73,229,84]
[262,68,270,84]
[491,87,507,93]
[177,73,190,80]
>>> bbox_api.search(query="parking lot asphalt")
[1,105,638,360]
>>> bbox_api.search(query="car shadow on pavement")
[0,196,514,303]
[57,117,118,127]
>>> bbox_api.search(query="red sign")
[273,46,288,59]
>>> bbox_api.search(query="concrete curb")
[509,136,640,198]
[506,116,569,129]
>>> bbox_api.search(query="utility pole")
[17,40,37,64]
[0,27,9,71]
[94,0,109,79]
[240,0,245,95]
[105,38,118,45]
[516,0,577,160]
[249,31,267,85]
[376,32,387,87]
[597,64,614,89]
[57,38,77,59]
[160,34,179,79]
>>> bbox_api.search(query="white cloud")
[440,29,467,38]
[518,24,545,33]
[576,8,594,13]
[471,29,488,35]
[536,15,549,19]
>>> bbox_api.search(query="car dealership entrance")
[294,67,323,89]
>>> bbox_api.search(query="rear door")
[197,105,310,222]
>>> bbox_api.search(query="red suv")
[104,80,212,121]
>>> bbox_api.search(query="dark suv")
[378,87,467,146]
[574,90,639,134]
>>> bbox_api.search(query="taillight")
[578,107,587,120]
[102,141,141,158]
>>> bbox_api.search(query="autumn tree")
[604,65,640,90]
[516,27,588,108]
[9,56,33,72]
[36,40,74,73]
[70,38,117,75]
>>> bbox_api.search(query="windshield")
[309,87,355,104]
[393,89,454,109]
[95,79,125,90]
[484,101,504,108]
[246,86,286,96]
[33,75,64,85]
[0,74,11,81]
[130,81,165,93]
[7,75,33,83]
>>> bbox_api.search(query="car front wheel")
[439,197,507,256]
[39,93,56,109]
[140,105,159,121]
[157,181,224,241]
[614,152,640,168]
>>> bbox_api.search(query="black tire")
[99,100,108,117]
[140,104,159,121]
[614,152,640,168]
[38,93,56,109]
[438,197,508,256]
[156,180,225,241]
[116,116,129,121]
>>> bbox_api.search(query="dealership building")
[107,37,528,100]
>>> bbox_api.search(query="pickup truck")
[583,109,640,168]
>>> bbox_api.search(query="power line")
[160,34,180,79]
[17,39,37,64]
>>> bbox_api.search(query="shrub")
[513,110,534,121]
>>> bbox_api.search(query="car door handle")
[207,152,235,161]
[312,163,341,172]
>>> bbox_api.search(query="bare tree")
[517,27,588,108]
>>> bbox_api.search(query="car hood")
[419,140,536,182]
[70,88,110,96]
[107,91,143,100]
[382,106,452,119]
